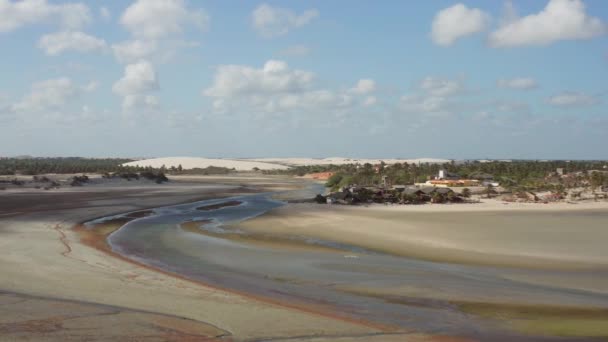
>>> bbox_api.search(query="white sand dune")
[244,157,451,166]
[123,157,290,171]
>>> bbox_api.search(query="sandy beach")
[3,175,608,340]
[234,200,608,270]
[0,176,391,341]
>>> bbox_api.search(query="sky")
[0,0,607,159]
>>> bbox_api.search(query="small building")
[435,187,454,195]
[438,170,460,180]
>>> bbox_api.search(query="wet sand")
[234,202,608,270]
[229,200,608,338]
[0,176,388,341]
[4,175,608,340]
[93,189,608,340]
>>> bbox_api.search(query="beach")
[234,200,608,270]
[0,176,389,341]
[2,175,608,340]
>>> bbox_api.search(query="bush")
[314,194,326,204]
[325,173,343,189]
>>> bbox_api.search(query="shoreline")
[3,175,608,340]
[77,202,395,333]
[0,176,401,341]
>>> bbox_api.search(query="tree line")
[267,160,608,191]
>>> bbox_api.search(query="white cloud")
[204,60,314,98]
[349,79,376,95]
[113,60,159,96]
[113,60,159,110]
[279,44,311,57]
[99,6,110,20]
[547,91,598,106]
[252,3,319,38]
[397,76,468,121]
[0,0,91,32]
[489,0,606,47]
[120,0,209,40]
[203,60,361,121]
[419,77,464,96]
[38,30,107,55]
[11,77,79,112]
[497,77,538,89]
[400,94,449,115]
[112,39,158,64]
[431,3,490,46]
[122,94,159,111]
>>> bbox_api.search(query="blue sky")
[0,0,607,159]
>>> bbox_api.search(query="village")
[314,166,608,206]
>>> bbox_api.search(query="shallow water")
[92,190,608,340]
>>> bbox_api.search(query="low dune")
[123,156,290,171]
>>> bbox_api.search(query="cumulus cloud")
[431,3,490,46]
[112,60,159,110]
[547,91,598,106]
[204,60,314,98]
[489,0,606,47]
[37,30,107,55]
[11,77,80,112]
[349,79,376,95]
[120,0,209,40]
[0,0,91,32]
[112,39,158,64]
[203,60,365,120]
[122,94,159,111]
[497,77,538,89]
[398,76,468,121]
[252,3,319,38]
[400,94,450,116]
[418,77,464,96]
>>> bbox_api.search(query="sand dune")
[123,156,290,171]
[123,156,451,170]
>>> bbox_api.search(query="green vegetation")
[268,160,608,192]
[0,158,236,177]
[0,157,135,175]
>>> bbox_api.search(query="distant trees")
[590,171,607,190]
[268,160,608,193]
[0,157,136,175]
[325,174,343,189]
